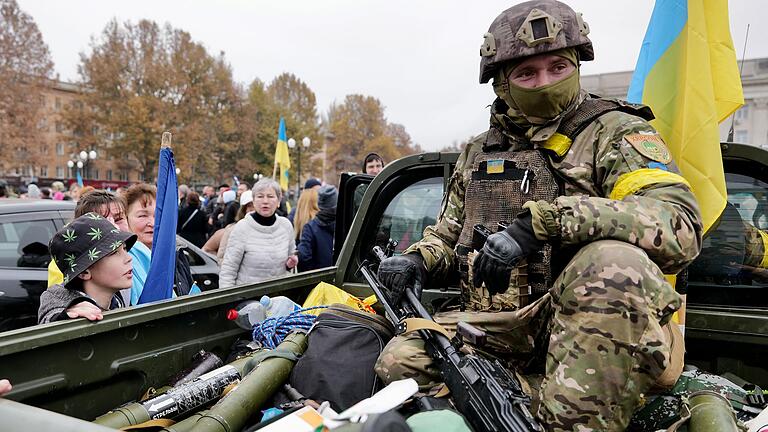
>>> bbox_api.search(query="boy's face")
[81,245,133,290]
[127,198,156,248]
[101,202,129,232]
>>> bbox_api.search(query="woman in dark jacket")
[298,185,337,272]
[178,192,208,247]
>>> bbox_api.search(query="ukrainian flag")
[274,117,291,191]
[627,0,744,233]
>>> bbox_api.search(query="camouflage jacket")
[406,96,704,280]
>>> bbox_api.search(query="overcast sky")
[18,0,768,151]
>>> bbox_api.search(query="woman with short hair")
[219,179,297,287]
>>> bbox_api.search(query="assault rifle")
[358,245,542,432]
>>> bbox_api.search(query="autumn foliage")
[2,3,422,184]
[0,0,53,174]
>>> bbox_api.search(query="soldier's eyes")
[512,70,535,80]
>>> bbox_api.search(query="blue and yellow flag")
[274,118,291,191]
[139,142,177,304]
[627,0,744,233]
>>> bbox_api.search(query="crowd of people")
[0,153,384,323]
[186,177,343,286]
[1,152,389,327]
[0,153,392,325]
[0,179,96,201]
[24,171,362,325]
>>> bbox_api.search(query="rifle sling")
[401,318,452,339]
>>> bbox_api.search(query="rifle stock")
[359,260,541,432]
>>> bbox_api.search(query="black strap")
[557,97,655,143]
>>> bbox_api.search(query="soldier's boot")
[538,239,682,431]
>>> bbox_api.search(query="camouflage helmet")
[479,0,593,84]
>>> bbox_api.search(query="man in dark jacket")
[297,185,337,271]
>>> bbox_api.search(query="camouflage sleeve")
[539,111,703,274]
[404,136,483,278]
[743,223,768,268]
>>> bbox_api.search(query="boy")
[48,190,132,294]
[38,213,137,324]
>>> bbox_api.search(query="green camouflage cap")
[479,0,593,84]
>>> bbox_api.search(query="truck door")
[335,152,458,300]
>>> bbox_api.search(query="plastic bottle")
[259,295,301,318]
[226,301,267,330]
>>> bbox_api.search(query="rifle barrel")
[358,263,400,323]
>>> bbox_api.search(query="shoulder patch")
[624,133,672,163]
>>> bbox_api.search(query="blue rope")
[251,306,327,349]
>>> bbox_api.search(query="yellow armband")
[610,168,691,201]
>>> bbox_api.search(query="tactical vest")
[457,97,655,312]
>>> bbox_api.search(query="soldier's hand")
[474,211,546,295]
[473,230,524,295]
[377,253,427,304]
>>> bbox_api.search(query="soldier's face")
[507,54,576,89]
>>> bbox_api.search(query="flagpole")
[138,130,178,304]
[272,159,278,180]
[161,131,172,149]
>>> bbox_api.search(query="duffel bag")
[290,304,395,411]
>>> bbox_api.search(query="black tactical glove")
[377,253,427,304]
[473,211,544,295]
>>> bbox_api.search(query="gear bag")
[289,305,395,411]
[173,247,196,296]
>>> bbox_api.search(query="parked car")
[0,199,219,332]
[0,143,766,428]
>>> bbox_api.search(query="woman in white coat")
[219,179,297,287]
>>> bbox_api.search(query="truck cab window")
[374,177,444,253]
[687,172,768,307]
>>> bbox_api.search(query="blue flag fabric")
[76,170,83,187]
[138,146,177,304]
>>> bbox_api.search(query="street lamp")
[253,173,263,181]
[68,149,98,180]
[287,137,311,195]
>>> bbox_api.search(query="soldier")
[375,1,703,430]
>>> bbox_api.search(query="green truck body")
[0,143,767,429]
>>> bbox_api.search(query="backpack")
[173,247,196,296]
[289,305,395,411]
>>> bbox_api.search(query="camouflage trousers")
[375,240,682,431]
